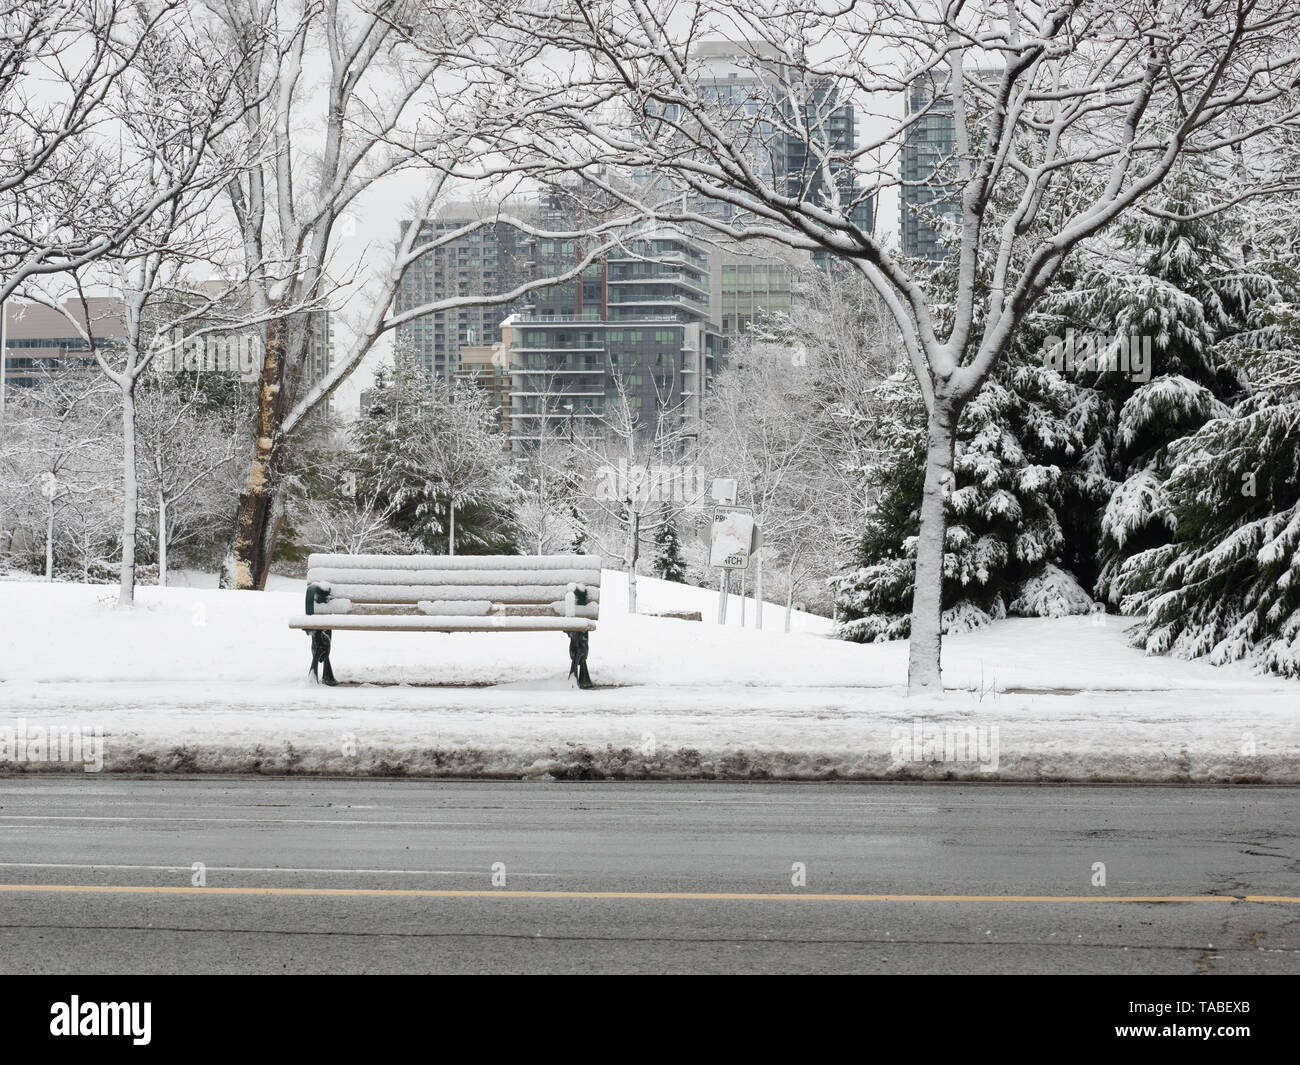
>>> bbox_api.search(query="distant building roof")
[4,298,126,341]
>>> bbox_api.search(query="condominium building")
[391,208,533,381]
[505,226,723,446]
[689,42,875,245]
[712,251,797,337]
[900,66,1002,262]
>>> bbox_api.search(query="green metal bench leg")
[305,582,336,685]
[310,629,337,686]
[568,631,592,689]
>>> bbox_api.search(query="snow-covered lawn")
[1,573,1297,781]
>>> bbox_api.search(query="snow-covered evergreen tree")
[831,340,1096,641]
[1056,165,1261,603]
[349,364,519,555]
[651,506,686,583]
[350,365,448,549]
[1120,193,1300,676]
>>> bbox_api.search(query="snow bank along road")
[2,577,1299,782]
[0,779,1296,974]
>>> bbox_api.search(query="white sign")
[711,478,737,505]
[710,505,754,569]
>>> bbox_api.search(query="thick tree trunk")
[221,317,289,590]
[117,385,137,607]
[785,565,794,633]
[755,550,763,630]
[907,398,960,695]
[157,491,167,588]
[448,502,456,556]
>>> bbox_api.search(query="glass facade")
[900,73,969,262]
[507,229,721,446]
[392,217,531,380]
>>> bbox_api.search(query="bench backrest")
[305,554,602,620]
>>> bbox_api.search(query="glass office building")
[506,228,722,446]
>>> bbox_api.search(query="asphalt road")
[0,778,1296,974]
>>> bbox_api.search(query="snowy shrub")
[1008,563,1095,618]
[942,601,996,635]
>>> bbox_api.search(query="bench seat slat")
[289,614,596,632]
[320,584,601,605]
[307,568,601,588]
[307,553,595,571]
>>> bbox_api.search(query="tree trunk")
[626,509,640,614]
[221,316,289,590]
[45,498,54,581]
[907,398,960,695]
[740,568,747,627]
[157,491,167,588]
[785,564,794,633]
[117,384,137,607]
[755,549,763,630]
[448,501,456,556]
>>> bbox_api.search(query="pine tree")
[651,506,686,582]
[349,364,520,554]
[350,364,448,548]
[1055,164,1261,603]
[1120,196,1300,676]
[831,337,1096,641]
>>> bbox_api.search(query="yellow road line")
[0,884,1296,903]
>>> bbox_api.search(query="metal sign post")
[710,501,762,626]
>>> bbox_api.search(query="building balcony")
[510,390,605,398]
[512,366,605,374]
[511,346,606,353]
[607,273,710,297]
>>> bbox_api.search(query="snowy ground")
[1,572,1297,782]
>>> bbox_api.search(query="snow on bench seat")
[287,614,596,632]
[307,567,602,587]
[289,553,601,632]
[307,553,593,571]
[317,584,601,606]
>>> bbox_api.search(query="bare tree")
[701,339,838,629]
[1,361,116,580]
[136,373,242,586]
[424,379,518,555]
[526,0,1300,691]
[516,420,586,556]
[205,0,652,589]
[23,4,260,605]
[572,374,706,613]
[0,2,229,310]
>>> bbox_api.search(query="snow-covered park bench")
[288,553,601,689]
